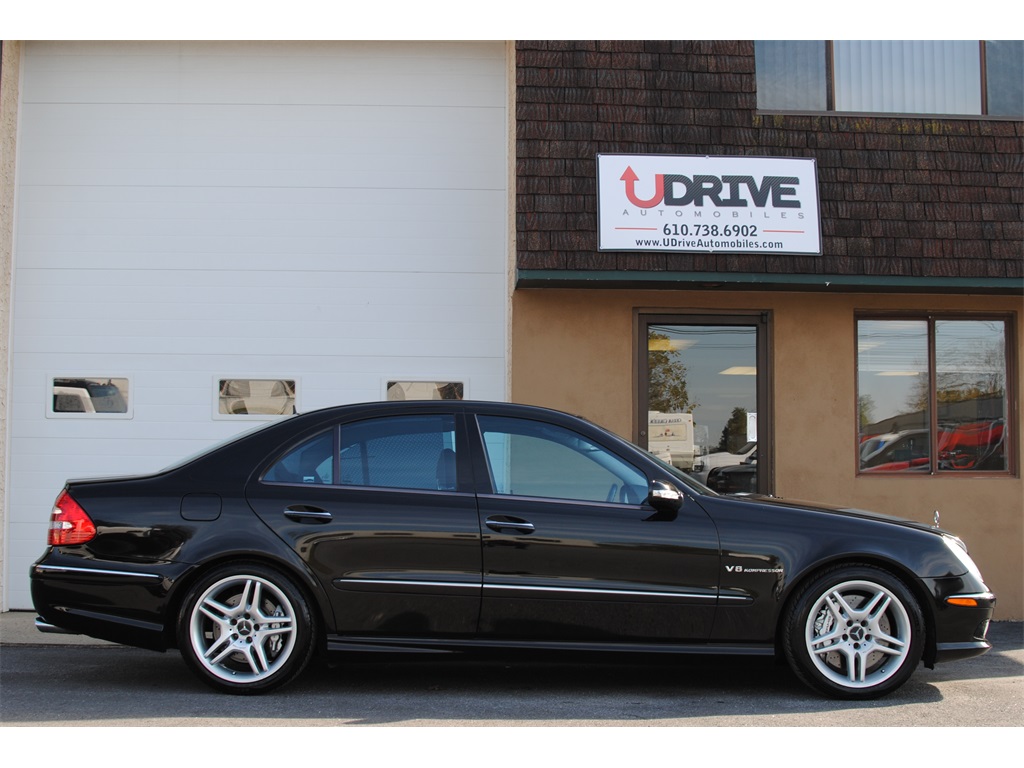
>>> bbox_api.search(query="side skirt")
[326,635,776,657]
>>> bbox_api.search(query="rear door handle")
[485,516,535,534]
[284,505,333,522]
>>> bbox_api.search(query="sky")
[5,3,1012,41]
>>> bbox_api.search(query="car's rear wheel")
[177,563,315,694]
[783,564,924,699]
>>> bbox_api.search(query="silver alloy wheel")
[188,574,298,684]
[804,578,913,689]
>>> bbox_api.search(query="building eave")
[515,270,1024,295]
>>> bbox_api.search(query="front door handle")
[485,516,536,534]
[284,505,333,522]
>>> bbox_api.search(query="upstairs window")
[756,41,1023,117]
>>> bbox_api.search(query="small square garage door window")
[218,379,297,417]
[49,377,130,417]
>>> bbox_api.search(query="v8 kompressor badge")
[726,564,785,574]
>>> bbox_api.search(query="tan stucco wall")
[511,287,1024,620]
[0,42,23,611]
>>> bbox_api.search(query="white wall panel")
[5,41,509,608]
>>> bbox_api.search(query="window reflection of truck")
[647,411,695,470]
[52,386,97,413]
[52,379,127,413]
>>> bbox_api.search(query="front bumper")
[922,578,996,666]
[932,591,997,663]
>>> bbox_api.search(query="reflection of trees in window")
[906,328,1006,415]
[718,407,749,452]
[648,332,697,413]
[858,395,875,428]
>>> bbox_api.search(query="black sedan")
[31,401,995,699]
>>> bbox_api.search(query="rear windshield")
[160,417,296,472]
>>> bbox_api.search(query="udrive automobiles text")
[608,166,813,252]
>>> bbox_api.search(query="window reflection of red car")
[861,430,929,472]
[937,420,1005,471]
[861,420,1005,473]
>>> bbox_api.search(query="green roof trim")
[516,270,1024,294]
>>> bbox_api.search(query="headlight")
[942,534,984,582]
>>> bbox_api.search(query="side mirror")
[646,480,684,515]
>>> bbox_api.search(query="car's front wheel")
[783,564,924,699]
[177,563,315,694]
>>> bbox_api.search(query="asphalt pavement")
[2,609,1021,731]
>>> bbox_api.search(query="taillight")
[48,490,96,546]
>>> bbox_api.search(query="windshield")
[731,441,756,455]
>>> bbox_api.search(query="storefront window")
[857,318,1009,474]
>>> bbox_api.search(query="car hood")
[714,493,950,537]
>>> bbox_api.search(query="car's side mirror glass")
[646,480,683,514]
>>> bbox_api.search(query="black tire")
[176,563,316,695]
[782,564,924,700]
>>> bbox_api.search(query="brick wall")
[515,41,1023,280]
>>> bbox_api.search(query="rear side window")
[340,414,457,491]
[264,431,334,485]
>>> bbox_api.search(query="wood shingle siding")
[515,40,1024,284]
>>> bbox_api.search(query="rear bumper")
[30,553,186,651]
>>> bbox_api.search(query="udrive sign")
[597,154,822,255]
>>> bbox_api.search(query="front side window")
[857,317,1010,474]
[477,416,648,504]
[756,40,1023,117]
[339,414,457,491]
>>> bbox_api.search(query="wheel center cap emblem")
[237,620,253,636]
[849,626,865,642]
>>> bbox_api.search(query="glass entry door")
[639,314,770,495]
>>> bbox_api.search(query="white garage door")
[5,41,509,609]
